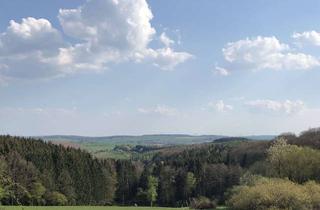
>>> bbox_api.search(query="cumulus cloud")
[0,17,67,79]
[138,105,177,116]
[246,99,305,114]
[0,0,192,81]
[222,36,320,71]
[214,66,230,76]
[160,32,175,47]
[146,47,193,70]
[0,17,64,56]
[293,31,320,46]
[57,0,192,71]
[58,0,155,67]
[208,100,233,112]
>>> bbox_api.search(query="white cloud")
[0,17,64,56]
[58,0,155,65]
[0,0,192,81]
[147,47,193,70]
[0,17,67,80]
[293,31,320,46]
[214,66,230,76]
[222,36,319,71]
[246,99,305,114]
[57,0,192,71]
[138,105,177,116]
[209,100,233,112]
[160,32,174,47]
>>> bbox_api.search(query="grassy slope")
[79,142,132,159]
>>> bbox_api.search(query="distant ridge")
[244,135,276,141]
[39,134,275,145]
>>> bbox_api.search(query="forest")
[1,128,320,209]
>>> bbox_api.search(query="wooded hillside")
[0,128,320,207]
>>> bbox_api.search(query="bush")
[2,183,31,205]
[267,138,320,183]
[45,191,68,206]
[227,177,320,210]
[304,181,320,209]
[189,196,217,209]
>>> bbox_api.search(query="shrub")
[45,191,68,206]
[189,196,217,209]
[304,181,320,209]
[227,177,312,210]
[267,138,320,183]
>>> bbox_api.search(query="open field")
[44,135,273,159]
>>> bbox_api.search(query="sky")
[1,0,320,136]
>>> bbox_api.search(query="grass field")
[0,207,189,210]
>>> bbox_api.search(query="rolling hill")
[39,134,275,145]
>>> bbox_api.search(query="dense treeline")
[227,137,320,210]
[0,135,117,205]
[0,135,252,206]
[1,128,320,207]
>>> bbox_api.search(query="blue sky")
[1,0,320,136]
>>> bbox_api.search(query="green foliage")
[136,188,149,206]
[2,127,320,208]
[57,170,76,204]
[146,176,158,206]
[189,196,217,210]
[0,185,5,201]
[30,182,46,205]
[0,135,117,206]
[175,171,196,205]
[185,172,196,193]
[157,166,177,206]
[196,164,241,202]
[303,181,320,209]
[46,191,68,206]
[5,182,32,205]
[227,177,320,210]
[0,157,7,203]
[267,138,320,183]
[102,165,117,204]
[115,159,141,205]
